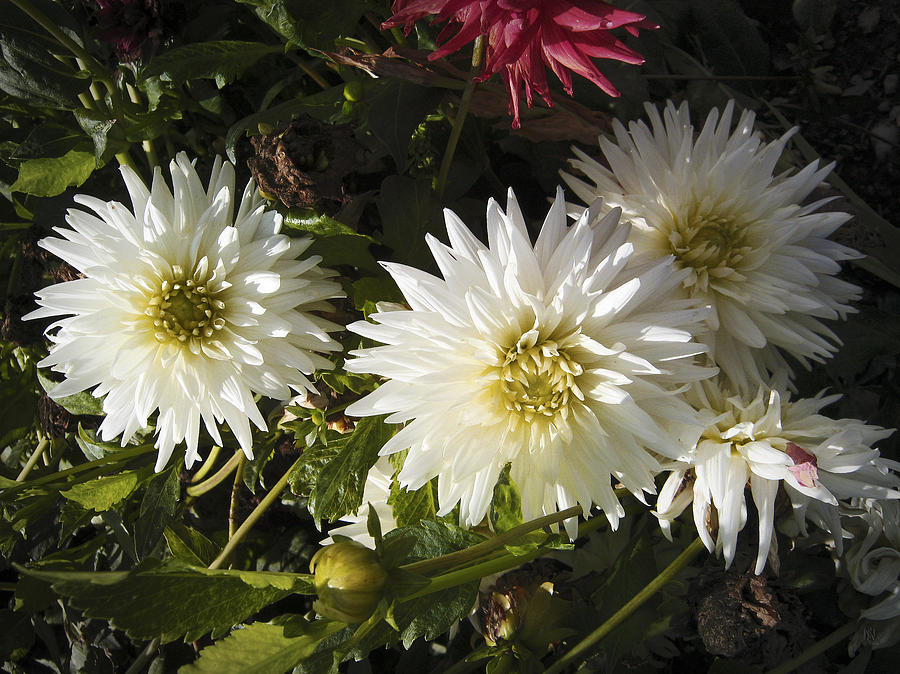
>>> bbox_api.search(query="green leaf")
[14,535,106,614]
[0,609,34,662]
[134,464,181,558]
[689,0,769,81]
[382,519,485,570]
[489,472,524,534]
[377,175,443,267]
[73,109,119,163]
[12,122,89,160]
[388,479,436,529]
[287,441,343,498]
[367,80,445,171]
[144,41,281,86]
[75,425,124,461]
[235,0,370,50]
[0,1,88,109]
[309,416,395,523]
[19,559,315,643]
[38,370,104,416]
[181,616,347,674]
[281,208,379,271]
[381,522,485,648]
[10,149,97,197]
[792,0,836,34]
[60,470,142,511]
[164,522,219,567]
[350,276,404,315]
[242,441,275,494]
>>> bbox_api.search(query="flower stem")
[207,454,302,570]
[399,505,582,575]
[126,83,159,168]
[766,620,859,674]
[228,454,247,539]
[189,445,222,483]
[436,35,484,200]
[407,547,546,600]
[123,636,160,674]
[16,435,49,482]
[185,449,244,497]
[544,537,706,674]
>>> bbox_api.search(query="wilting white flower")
[654,378,898,574]
[324,457,398,548]
[26,154,344,470]
[564,100,861,393]
[844,499,900,621]
[345,188,713,533]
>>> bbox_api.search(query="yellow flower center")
[501,330,583,422]
[667,202,754,294]
[147,260,225,345]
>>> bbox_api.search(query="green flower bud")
[310,541,387,623]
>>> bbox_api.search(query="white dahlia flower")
[563,100,861,393]
[345,188,713,533]
[26,154,344,470]
[323,457,397,548]
[654,378,898,574]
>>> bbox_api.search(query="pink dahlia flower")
[383,0,657,127]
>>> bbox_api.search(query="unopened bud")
[310,541,387,623]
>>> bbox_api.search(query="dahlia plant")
[2,1,898,672]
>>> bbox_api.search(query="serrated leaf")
[19,559,315,643]
[164,523,219,567]
[392,583,479,649]
[489,474,523,534]
[144,41,281,85]
[308,416,395,523]
[281,209,379,271]
[378,175,443,267]
[73,109,119,163]
[12,122,89,160]
[10,149,97,197]
[381,519,485,570]
[38,370,103,416]
[689,0,769,80]
[181,616,347,674]
[60,470,141,511]
[75,425,123,461]
[350,276,404,315]
[387,479,436,528]
[367,80,444,171]
[792,0,836,34]
[287,442,344,498]
[0,609,34,662]
[134,464,181,558]
[235,0,369,50]
[0,1,88,109]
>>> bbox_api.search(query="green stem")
[123,636,160,674]
[16,436,51,482]
[408,547,546,600]
[399,505,582,575]
[402,508,610,600]
[9,0,116,96]
[766,620,859,674]
[126,83,159,168]
[189,445,222,483]
[207,455,301,570]
[228,454,247,539]
[185,450,244,497]
[435,35,484,200]
[544,537,706,674]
